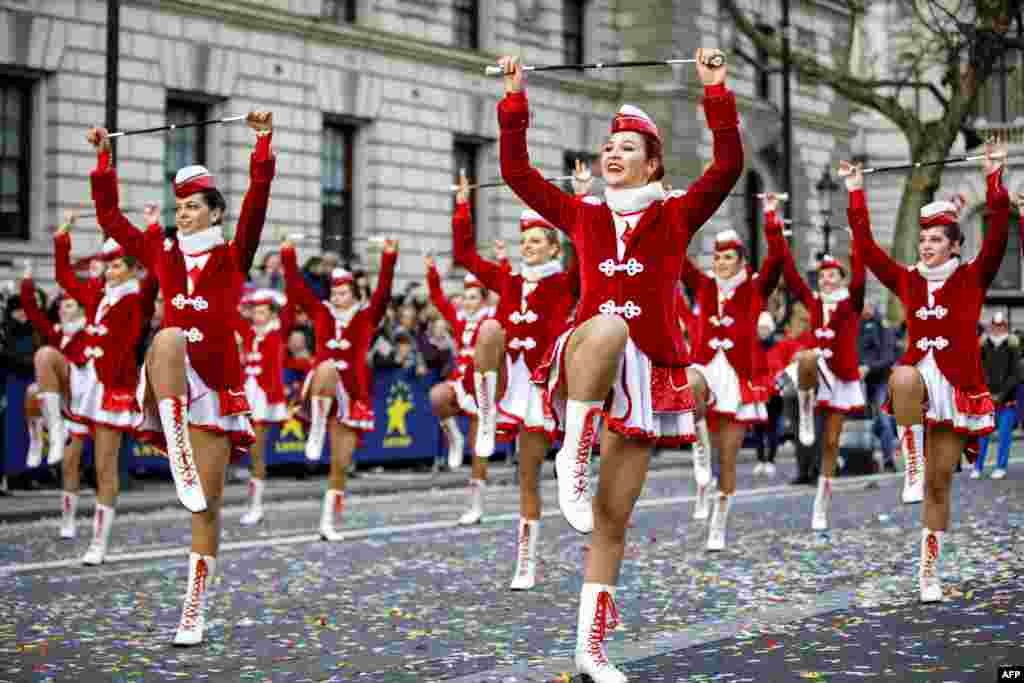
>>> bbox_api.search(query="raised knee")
[152,328,187,356]
[889,366,921,394]
[429,383,453,411]
[796,350,817,367]
[592,314,629,348]
[34,345,62,367]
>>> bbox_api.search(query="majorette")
[236,287,291,526]
[682,195,785,549]
[88,111,275,645]
[778,196,866,532]
[425,262,494,471]
[496,48,736,682]
[280,236,397,543]
[841,138,1009,604]
[452,167,585,588]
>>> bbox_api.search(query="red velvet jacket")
[427,262,492,378]
[498,84,743,367]
[682,219,786,382]
[54,232,156,403]
[848,170,1009,395]
[282,245,395,403]
[452,203,578,372]
[237,304,294,406]
[20,278,88,366]
[780,211,865,382]
[92,135,275,396]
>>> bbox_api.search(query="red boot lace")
[517,523,531,576]
[922,533,939,579]
[172,399,198,487]
[573,408,602,500]
[334,492,345,521]
[180,558,208,630]
[478,377,491,424]
[586,591,621,665]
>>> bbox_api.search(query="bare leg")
[918,425,964,602]
[146,329,188,398]
[890,365,927,504]
[820,411,845,478]
[716,418,746,495]
[250,425,268,481]
[63,437,85,493]
[564,315,627,401]
[188,429,231,556]
[327,421,359,491]
[432,383,465,469]
[517,430,548,520]
[93,426,123,506]
[240,424,270,526]
[306,361,340,462]
[686,367,714,519]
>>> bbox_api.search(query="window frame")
[322,119,357,260]
[453,138,482,239]
[452,0,480,50]
[323,0,357,24]
[163,95,211,228]
[562,0,586,66]
[0,75,33,241]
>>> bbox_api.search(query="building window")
[563,0,585,65]
[323,0,356,24]
[795,27,817,89]
[453,0,479,50]
[164,98,209,227]
[322,122,356,259]
[454,139,480,237]
[0,77,31,240]
[975,48,1023,123]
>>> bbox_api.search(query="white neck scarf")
[714,268,748,300]
[254,318,281,338]
[915,257,960,283]
[461,305,489,324]
[521,260,563,283]
[821,287,850,305]
[103,278,141,302]
[604,182,665,215]
[990,333,1009,347]
[178,226,225,256]
[328,301,360,329]
[61,317,86,337]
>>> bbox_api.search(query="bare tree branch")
[860,79,950,109]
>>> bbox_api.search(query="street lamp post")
[815,167,840,257]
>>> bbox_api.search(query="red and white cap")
[817,254,846,276]
[714,229,744,253]
[919,199,960,228]
[463,273,485,292]
[173,165,216,198]
[99,237,126,262]
[611,104,661,142]
[520,209,554,231]
[243,288,286,308]
[330,267,354,288]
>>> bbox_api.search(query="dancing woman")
[88,111,275,644]
[682,193,785,549]
[451,170,583,587]
[236,288,292,525]
[280,236,397,541]
[778,197,866,531]
[841,138,1008,603]
[496,48,740,681]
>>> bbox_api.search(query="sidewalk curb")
[0,450,759,523]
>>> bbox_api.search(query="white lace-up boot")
[693,476,716,521]
[509,518,539,590]
[555,401,602,534]
[39,393,67,465]
[474,371,498,459]
[158,396,207,512]
[306,396,333,462]
[174,552,216,646]
[812,476,832,531]
[706,492,733,551]
[797,389,816,447]
[239,478,265,526]
[319,489,345,541]
[26,417,45,467]
[919,528,944,603]
[442,416,465,469]
[59,491,78,539]
[574,583,627,682]
[457,479,485,525]
[81,504,115,565]
[899,424,925,504]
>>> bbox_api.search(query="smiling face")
[712,249,743,280]
[251,304,273,327]
[462,288,484,315]
[59,298,83,324]
[601,131,660,190]
[105,257,135,286]
[918,226,957,269]
[520,227,560,267]
[330,282,356,310]
[175,192,223,235]
[818,266,844,295]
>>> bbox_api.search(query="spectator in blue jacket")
[858,301,898,471]
[974,312,1020,479]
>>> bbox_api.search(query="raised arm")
[680,254,712,294]
[366,245,398,328]
[232,113,276,275]
[19,276,59,346]
[452,201,510,292]
[848,236,866,313]
[496,58,579,239]
[280,243,325,319]
[86,132,158,271]
[53,229,99,311]
[426,256,459,329]
[973,145,1010,289]
[841,162,906,294]
[757,206,787,297]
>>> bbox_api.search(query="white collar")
[254,318,281,337]
[327,301,360,327]
[104,278,141,301]
[714,268,748,299]
[461,306,490,324]
[989,333,1009,347]
[61,317,86,337]
[521,260,563,283]
[604,182,665,215]
[915,257,960,282]
[821,287,849,305]
[178,226,225,256]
